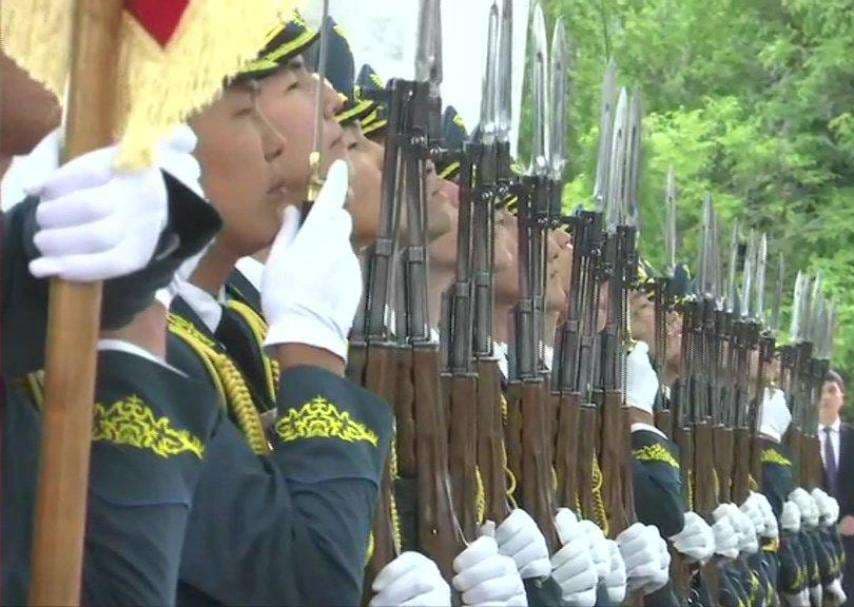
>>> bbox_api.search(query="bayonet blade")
[307,0,331,205]
[697,194,716,298]
[725,220,739,312]
[625,93,643,228]
[807,272,823,343]
[754,233,767,324]
[549,18,568,183]
[770,253,784,334]
[527,1,550,177]
[496,0,513,144]
[605,87,629,230]
[789,271,805,342]
[478,2,500,146]
[593,60,618,210]
[740,230,756,318]
[664,166,677,274]
[415,0,443,94]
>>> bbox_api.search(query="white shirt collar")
[97,339,186,376]
[178,281,223,333]
[235,256,265,293]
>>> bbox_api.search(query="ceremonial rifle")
[801,276,827,490]
[506,1,558,548]
[472,0,515,526]
[594,87,639,536]
[356,0,463,581]
[781,272,809,484]
[652,167,679,438]
[749,235,772,486]
[569,63,614,530]
[443,1,499,537]
[302,0,330,222]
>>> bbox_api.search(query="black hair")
[825,369,846,394]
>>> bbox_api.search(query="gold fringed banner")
[1,0,302,169]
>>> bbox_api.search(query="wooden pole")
[28,1,123,604]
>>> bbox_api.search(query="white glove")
[261,160,360,361]
[453,536,527,606]
[809,583,823,606]
[617,523,668,595]
[491,509,551,580]
[826,577,847,605]
[811,488,840,526]
[626,341,658,414]
[756,493,779,540]
[370,551,451,607]
[740,493,768,538]
[727,504,759,554]
[27,133,186,281]
[578,520,610,580]
[783,590,810,607]
[603,539,627,604]
[758,387,792,442]
[670,511,715,564]
[781,500,802,533]
[711,506,739,559]
[551,509,597,606]
[789,488,820,529]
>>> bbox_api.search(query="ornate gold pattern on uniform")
[169,313,270,456]
[276,396,379,446]
[93,395,205,459]
[763,537,780,553]
[748,474,759,492]
[475,466,487,526]
[761,448,792,467]
[633,443,680,469]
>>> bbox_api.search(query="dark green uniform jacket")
[2,173,223,605]
[167,295,395,606]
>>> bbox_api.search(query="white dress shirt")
[818,418,841,470]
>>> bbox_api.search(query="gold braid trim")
[93,395,205,459]
[761,449,792,467]
[388,443,403,554]
[498,394,518,508]
[475,466,486,526]
[592,457,609,537]
[763,537,780,553]
[633,443,680,469]
[25,371,45,409]
[749,474,759,492]
[169,313,270,455]
[687,469,694,511]
[225,300,280,404]
[500,394,509,425]
[275,396,379,446]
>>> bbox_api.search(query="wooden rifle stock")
[732,428,752,504]
[412,345,464,579]
[519,380,558,550]
[713,426,734,503]
[477,358,511,524]
[395,347,417,477]
[363,343,402,581]
[785,427,804,485]
[447,372,480,538]
[693,422,718,519]
[554,392,581,510]
[600,389,630,535]
[577,406,601,527]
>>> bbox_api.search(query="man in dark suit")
[818,369,854,601]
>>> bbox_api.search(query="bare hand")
[838,515,854,536]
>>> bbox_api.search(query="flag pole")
[28,0,123,603]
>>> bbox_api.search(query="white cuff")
[630,422,667,439]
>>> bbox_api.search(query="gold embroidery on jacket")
[93,395,204,459]
[633,443,680,469]
[761,448,792,467]
[276,396,378,446]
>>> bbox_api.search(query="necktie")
[823,426,838,497]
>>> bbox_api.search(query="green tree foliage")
[545,0,854,383]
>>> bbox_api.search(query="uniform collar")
[178,281,224,333]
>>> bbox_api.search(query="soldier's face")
[495,211,520,304]
[424,161,452,241]
[545,230,564,313]
[191,82,288,256]
[549,229,571,316]
[256,56,347,203]
[342,122,382,250]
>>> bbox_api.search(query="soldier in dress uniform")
[0,53,227,605]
